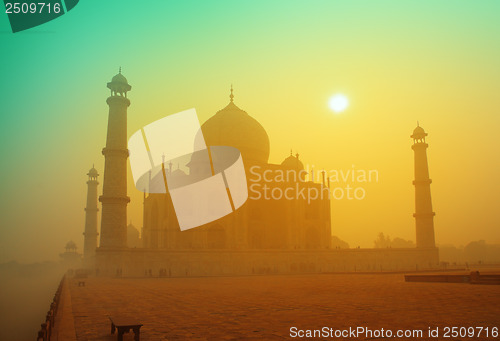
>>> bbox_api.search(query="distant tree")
[374,233,415,248]
[374,232,390,248]
[438,244,464,264]
[391,237,415,248]
[464,240,500,263]
[464,240,487,263]
[331,236,349,249]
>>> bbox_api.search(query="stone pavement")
[65,272,500,340]
[52,276,77,341]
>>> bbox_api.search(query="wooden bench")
[109,316,143,341]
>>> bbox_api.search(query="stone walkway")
[52,276,77,341]
[66,272,500,340]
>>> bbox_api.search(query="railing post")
[41,323,47,341]
[36,275,66,341]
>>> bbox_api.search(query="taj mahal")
[83,70,439,277]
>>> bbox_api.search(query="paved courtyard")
[64,272,500,340]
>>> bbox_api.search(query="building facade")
[141,90,331,251]
[95,71,439,277]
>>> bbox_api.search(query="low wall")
[96,247,439,277]
[36,276,65,341]
[405,272,500,285]
[405,274,470,283]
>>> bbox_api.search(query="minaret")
[411,123,436,248]
[83,166,99,267]
[99,69,131,248]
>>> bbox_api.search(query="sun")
[328,94,349,113]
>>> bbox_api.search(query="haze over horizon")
[1,1,499,263]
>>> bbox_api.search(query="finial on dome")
[296,153,299,159]
[417,120,419,127]
[290,149,292,156]
[119,66,122,74]
[230,84,234,102]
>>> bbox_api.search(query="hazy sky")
[1,1,499,262]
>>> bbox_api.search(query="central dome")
[201,91,270,164]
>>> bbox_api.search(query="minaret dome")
[411,123,428,143]
[107,68,132,97]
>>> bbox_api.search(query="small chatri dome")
[411,123,427,139]
[171,168,187,178]
[107,67,132,94]
[87,166,98,177]
[281,152,304,170]
[111,72,128,85]
[65,240,77,251]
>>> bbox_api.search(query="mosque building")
[90,70,439,277]
[141,87,331,251]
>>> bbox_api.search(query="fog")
[0,261,65,341]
